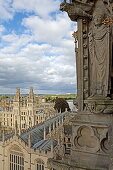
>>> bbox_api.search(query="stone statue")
[60,0,113,112]
[88,8,111,97]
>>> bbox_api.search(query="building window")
[36,159,44,170]
[9,151,24,170]
[36,163,44,170]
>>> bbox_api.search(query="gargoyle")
[60,0,93,21]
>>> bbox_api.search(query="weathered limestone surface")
[48,0,113,169]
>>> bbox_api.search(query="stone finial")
[18,121,21,135]
[15,120,18,135]
[49,124,52,137]
[2,129,5,142]
[44,126,46,140]
[28,134,31,148]
[51,138,54,154]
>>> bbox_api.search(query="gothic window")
[36,159,44,170]
[22,123,26,129]
[9,150,24,170]
[36,163,44,170]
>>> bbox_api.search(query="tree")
[54,98,70,113]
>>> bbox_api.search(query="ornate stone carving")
[74,126,100,152]
[60,0,93,21]
[102,17,113,24]
[101,133,109,153]
[72,31,78,39]
[85,96,113,114]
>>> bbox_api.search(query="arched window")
[36,159,44,170]
[9,145,24,170]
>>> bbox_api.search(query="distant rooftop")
[1,111,68,151]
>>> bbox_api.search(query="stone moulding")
[84,96,113,114]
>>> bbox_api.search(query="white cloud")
[22,13,73,44]
[0,25,5,33]
[0,0,77,94]
[0,38,76,93]
[12,0,60,18]
[1,33,32,53]
[0,0,13,20]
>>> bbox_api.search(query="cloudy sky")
[0,0,77,94]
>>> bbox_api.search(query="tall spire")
[15,88,20,101]
[29,87,34,102]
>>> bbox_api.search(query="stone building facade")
[0,88,56,133]
[0,111,69,170]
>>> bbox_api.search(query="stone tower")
[28,87,34,102]
[27,87,35,126]
[14,88,20,102]
[13,88,21,133]
[48,0,113,169]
